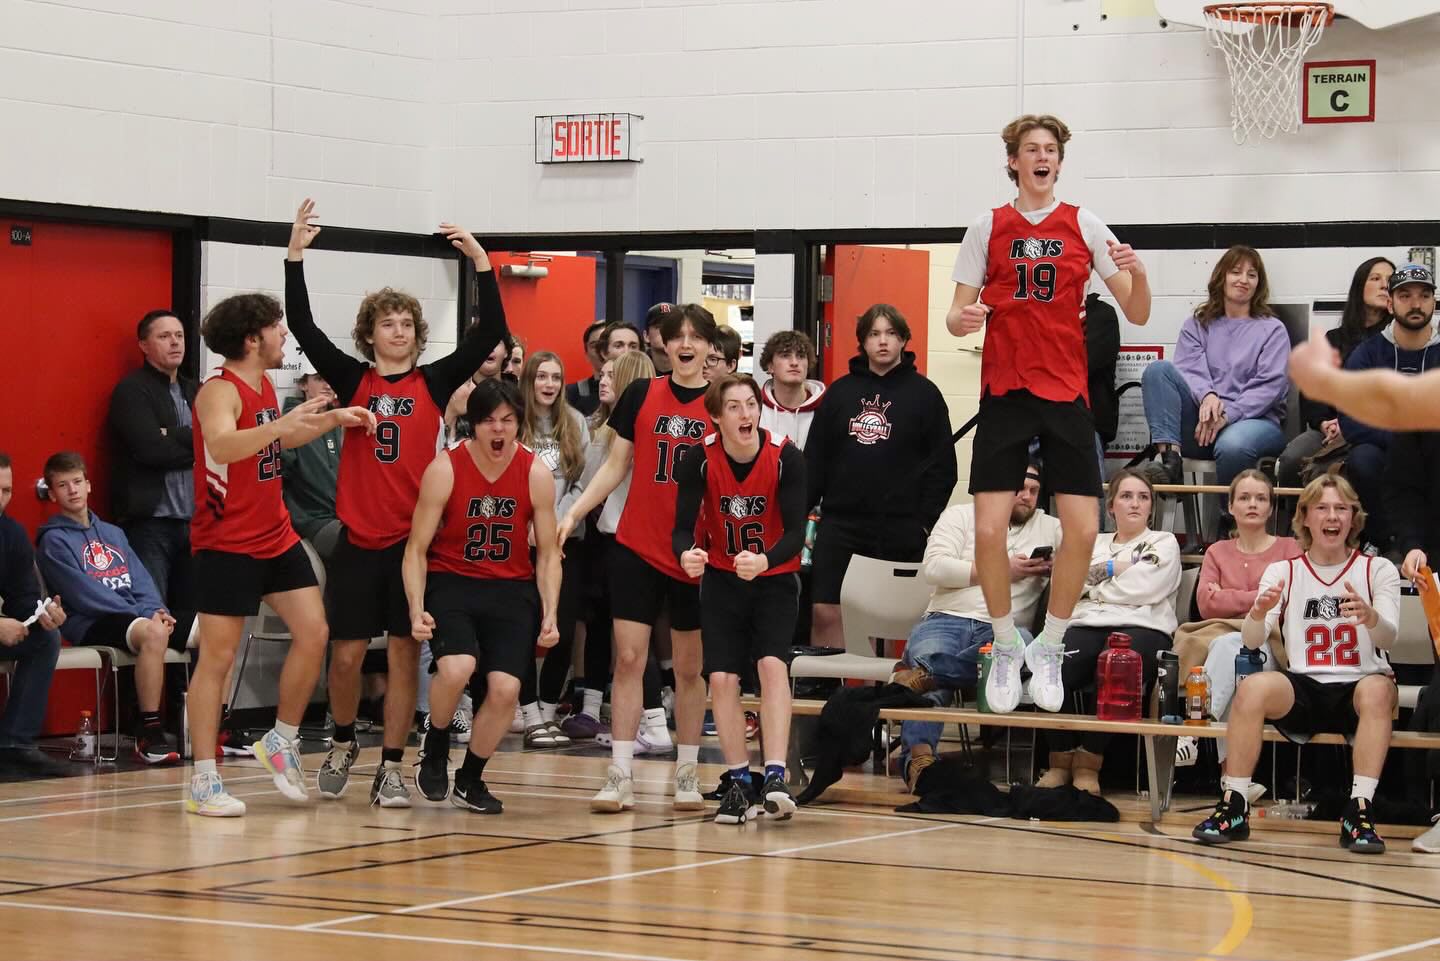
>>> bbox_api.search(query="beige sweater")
[922,503,1062,628]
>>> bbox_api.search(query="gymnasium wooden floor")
[0,742,1437,961]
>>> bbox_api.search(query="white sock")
[612,740,635,776]
[1041,613,1070,645]
[540,700,558,723]
[521,702,543,727]
[194,759,217,777]
[1351,775,1379,802]
[1221,776,1251,801]
[273,720,300,742]
[582,689,603,719]
[642,706,667,729]
[991,614,1018,648]
[383,758,402,771]
[677,743,699,766]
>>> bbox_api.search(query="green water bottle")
[976,644,993,714]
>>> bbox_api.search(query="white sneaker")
[1175,736,1199,768]
[1413,817,1440,854]
[635,709,674,755]
[591,764,635,813]
[451,708,473,744]
[1023,635,1066,713]
[985,638,1025,714]
[673,760,704,810]
[186,770,246,817]
[660,685,676,722]
[254,729,308,801]
[509,705,525,734]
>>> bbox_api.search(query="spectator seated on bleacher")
[890,461,1062,792]
[1039,468,1180,795]
[1172,469,1300,793]
[1139,245,1290,487]
[35,452,180,766]
[1192,473,1400,855]
[1334,263,1439,556]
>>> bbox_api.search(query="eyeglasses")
[703,355,723,369]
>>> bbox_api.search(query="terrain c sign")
[1303,60,1376,124]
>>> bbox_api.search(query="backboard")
[1153,0,1440,29]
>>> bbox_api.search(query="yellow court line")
[1150,846,1254,960]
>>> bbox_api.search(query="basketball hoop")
[1203,3,1334,143]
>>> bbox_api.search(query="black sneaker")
[1161,448,1183,485]
[1192,791,1250,844]
[704,768,740,801]
[416,746,450,802]
[1340,798,1386,854]
[135,731,180,766]
[761,772,796,820]
[450,774,503,814]
[714,777,758,825]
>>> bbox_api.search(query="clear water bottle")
[1097,633,1143,721]
[1259,801,1315,819]
[70,710,97,761]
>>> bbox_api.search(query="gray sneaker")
[370,765,412,808]
[317,740,361,799]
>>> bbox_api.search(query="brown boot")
[1072,749,1103,795]
[905,750,937,794]
[1035,750,1074,789]
[889,665,937,694]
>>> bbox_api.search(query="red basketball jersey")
[427,443,535,581]
[191,368,300,558]
[336,367,446,550]
[617,377,710,580]
[697,430,800,577]
[981,202,1094,404]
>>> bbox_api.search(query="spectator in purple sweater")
[1141,246,1291,486]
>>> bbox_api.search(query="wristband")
[1106,559,1115,578]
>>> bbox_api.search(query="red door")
[0,221,173,730]
[490,252,598,384]
[821,245,930,384]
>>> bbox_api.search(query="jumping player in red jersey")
[558,304,721,812]
[946,114,1152,717]
[185,293,376,817]
[673,374,806,825]
[284,200,508,808]
[403,379,560,813]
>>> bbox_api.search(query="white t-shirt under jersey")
[1258,550,1400,683]
[951,200,1121,288]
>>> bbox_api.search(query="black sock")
[660,668,676,689]
[424,723,450,758]
[333,722,356,744]
[140,711,163,735]
[459,752,487,781]
[381,746,404,766]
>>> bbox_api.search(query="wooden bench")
[777,698,1440,821]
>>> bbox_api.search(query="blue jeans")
[0,627,60,748]
[1140,360,1286,484]
[899,616,1031,762]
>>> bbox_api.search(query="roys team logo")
[467,495,518,519]
[1009,237,1066,260]
[653,414,707,440]
[368,395,415,418]
[720,494,768,518]
[1304,596,1344,620]
[847,395,893,445]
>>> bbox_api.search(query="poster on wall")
[1105,345,1164,459]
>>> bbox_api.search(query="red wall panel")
[490,253,598,384]
[821,245,930,384]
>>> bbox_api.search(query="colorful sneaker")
[761,772,796,820]
[1192,791,1250,844]
[985,638,1026,714]
[560,712,608,741]
[253,729,308,801]
[591,764,635,813]
[186,770,246,817]
[714,777,758,825]
[135,732,180,766]
[1023,635,1067,713]
[674,761,704,811]
[370,765,412,808]
[1412,816,1440,854]
[416,744,450,802]
[317,740,361,799]
[451,774,503,814]
[744,712,761,741]
[1340,798,1386,854]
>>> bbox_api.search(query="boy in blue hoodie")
[36,452,179,765]
[1336,264,1440,554]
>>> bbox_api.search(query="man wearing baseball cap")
[645,302,674,374]
[1292,263,1440,431]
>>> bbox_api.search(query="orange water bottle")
[1184,667,1210,726]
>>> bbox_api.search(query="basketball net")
[1203,3,1333,143]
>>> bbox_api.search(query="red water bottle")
[1096,632,1143,721]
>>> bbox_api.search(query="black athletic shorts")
[1272,671,1394,744]
[607,541,701,632]
[325,529,412,640]
[79,613,146,651]
[700,568,800,677]
[194,542,319,617]
[969,389,1102,497]
[425,572,538,680]
[809,512,924,606]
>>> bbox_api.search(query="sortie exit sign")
[535,113,642,164]
[1303,59,1376,124]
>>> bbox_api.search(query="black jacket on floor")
[795,684,934,805]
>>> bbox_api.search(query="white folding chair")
[1392,589,1434,711]
[790,555,931,688]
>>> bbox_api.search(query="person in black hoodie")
[804,304,956,649]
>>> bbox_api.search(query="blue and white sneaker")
[253,728,309,801]
[185,770,246,817]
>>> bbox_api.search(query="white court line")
[0,786,285,824]
[0,901,701,961]
[0,771,277,807]
[302,820,966,931]
[1342,937,1440,961]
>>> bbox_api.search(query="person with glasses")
[705,325,741,383]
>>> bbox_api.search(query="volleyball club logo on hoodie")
[82,541,133,590]
[847,395,893,445]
